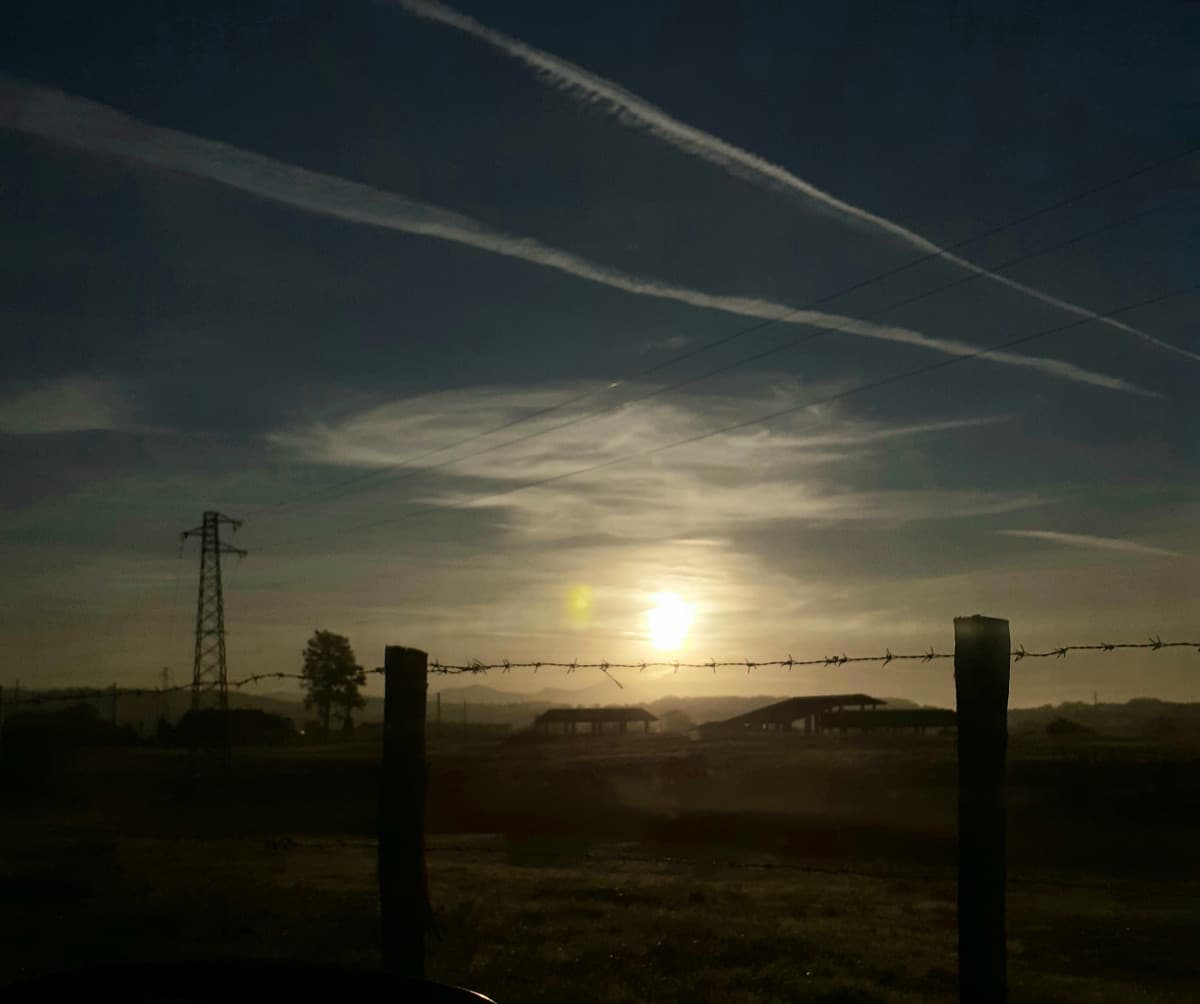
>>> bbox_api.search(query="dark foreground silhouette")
[3,959,496,1004]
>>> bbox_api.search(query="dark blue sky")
[2,1,1196,703]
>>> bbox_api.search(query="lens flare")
[566,584,593,627]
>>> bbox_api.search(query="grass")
[2,733,1198,1001]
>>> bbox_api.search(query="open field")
[3,733,1198,1002]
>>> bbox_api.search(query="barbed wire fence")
[2,636,1195,710]
[4,624,1197,993]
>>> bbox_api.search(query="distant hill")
[14,683,1199,741]
[424,690,927,730]
[7,688,313,734]
[433,680,647,706]
[1008,698,1200,739]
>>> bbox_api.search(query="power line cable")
[255,199,1189,535]
[261,282,1194,552]
[246,144,1199,518]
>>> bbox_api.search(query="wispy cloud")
[0,75,1152,396]
[395,0,1199,364]
[270,383,1039,542]
[0,376,120,434]
[270,381,1006,475]
[996,529,1182,558]
[639,334,690,354]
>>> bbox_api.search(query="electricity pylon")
[181,511,247,710]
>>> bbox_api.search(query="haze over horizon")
[2,2,1197,710]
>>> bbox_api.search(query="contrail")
[996,530,1182,558]
[0,75,1151,396]
[395,0,1199,364]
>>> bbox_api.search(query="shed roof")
[704,694,884,730]
[535,706,657,724]
[822,708,956,729]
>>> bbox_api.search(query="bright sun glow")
[646,592,694,651]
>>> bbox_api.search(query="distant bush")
[1,703,137,802]
[2,702,139,749]
[1141,716,1178,737]
[1045,716,1094,737]
[169,708,297,747]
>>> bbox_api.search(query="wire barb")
[10,636,1195,707]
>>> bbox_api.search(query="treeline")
[1,702,140,748]
[1008,698,1200,739]
[1,703,308,749]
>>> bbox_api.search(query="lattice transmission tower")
[181,511,247,710]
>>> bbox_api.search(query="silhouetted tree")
[301,630,366,738]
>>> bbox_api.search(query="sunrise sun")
[646,592,694,651]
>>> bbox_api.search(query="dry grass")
[2,734,1198,1001]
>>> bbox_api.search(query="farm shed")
[696,694,884,737]
[820,708,956,735]
[533,706,657,736]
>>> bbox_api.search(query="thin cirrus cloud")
[0,376,119,434]
[267,383,1036,543]
[394,0,1200,365]
[639,335,690,354]
[996,529,1182,558]
[269,381,1008,481]
[0,75,1152,397]
[281,385,1011,472]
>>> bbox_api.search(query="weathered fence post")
[954,615,1011,1004]
[378,645,430,979]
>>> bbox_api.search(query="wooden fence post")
[379,645,430,979]
[954,615,1011,1004]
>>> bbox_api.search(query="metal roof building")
[821,708,956,734]
[533,706,658,736]
[696,694,884,736]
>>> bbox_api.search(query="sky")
[1,1,1197,708]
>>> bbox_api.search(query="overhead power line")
[247,144,1198,519]
[260,281,1195,553]
[256,196,1191,524]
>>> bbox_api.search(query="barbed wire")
[3,637,1194,711]
[428,637,1198,673]
[1011,637,1197,660]
[430,651,953,675]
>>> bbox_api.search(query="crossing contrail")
[394,0,1199,364]
[0,75,1153,395]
